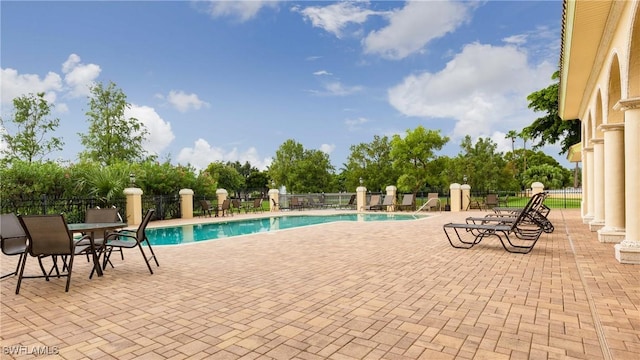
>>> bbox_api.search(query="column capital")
[613,97,640,111]
[590,138,604,145]
[583,146,593,152]
[598,123,625,132]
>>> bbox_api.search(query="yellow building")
[559,0,639,263]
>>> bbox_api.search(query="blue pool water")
[147,213,428,245]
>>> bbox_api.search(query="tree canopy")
[79,81,149,165]
[0,92,64,163]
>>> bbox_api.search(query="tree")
[0,92,64,163]
[268,139,334,193]
[390,126,449,195]
[524,71,581,154]
[79,81,148,165]
[343,135,399,192]
[205,162,244,194]
[457,136,513,192]
[521,164,566,190]
[505,130,518,154]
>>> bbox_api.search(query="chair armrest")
[104,231,137,241]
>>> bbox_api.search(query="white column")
[589,138,605,231]
[614,98,640,264]
[598,124,625,242]
[583,146,595,224]
[451,183,462,212]
[356,186,367,212]
[179,188,194,219]
[268,188,280,212]
[581,145,588,218]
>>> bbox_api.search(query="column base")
[614,240,640,264]
[588,219,605,232]
[597,227,626,243]
[582,215,594,224]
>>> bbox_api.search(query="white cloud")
[345,117,369,131]
[177,139,272,171]
[308,81,363,96]
[503,34,528,45]
[388,42,555,140]
[125,104,175,156]
[320,143,335,154]
[0,68,63,105]
[160,90,210,112]
[313,70,332,76]
[199,0,280,22]
[61,54,101,98]
[295,1,383,39]
[363,1,472,60]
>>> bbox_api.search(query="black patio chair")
[1,213,28,280]
[103,209,159,274]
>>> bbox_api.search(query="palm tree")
[505,130,518,154]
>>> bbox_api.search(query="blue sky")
[1,0,567,171]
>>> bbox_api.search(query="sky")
[1,0,568,172]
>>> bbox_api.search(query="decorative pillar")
[216,189,228,213]
[614,98,640,264]
[583,146,595,224]
[385,185,397,212]
[460,184,470,211]
[531,182,544,195]
[581,145,588,218]
[450,183,462,212]
[589,139,605,231]
[124,187,143,226]
[179,189,194,219]
[356,186,367,212]
[268,188,280,212]
[598,123,625,242]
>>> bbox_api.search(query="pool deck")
[1,209,639,359]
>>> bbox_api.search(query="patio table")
[67,222,127,277]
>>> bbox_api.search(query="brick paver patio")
[1,209,638,359]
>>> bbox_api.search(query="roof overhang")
[558,0,614,120]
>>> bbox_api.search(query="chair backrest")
[19,214,73,256]
[427,193,438,200]
[253,198,262,208]
[200,200,211,210]
[382,195,394,205]
[369,194,381,205]
[401,194,414,205]
[221,199,231,210]
[136,209,155,242]
[347,194,356,205]
[485,194,498,205]
[85,207,119,223]
[1,213,28,256]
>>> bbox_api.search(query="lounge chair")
[487,193,554,233]
[396,194,415,211]
[443,193,547,254]
[200,200,215,217]
[466,195,484,211]
[231,199,244,214]
[365,194,381,210]
[340,194,356,210]
[103,209,159,274]
[498,194,509,207]
[220,199,233,217]
[290,197,304,211]
[249,198,263,213]
[16,214,95,293]
[484,194,499,209]
[370,195,394,211]
[1,213,28,279]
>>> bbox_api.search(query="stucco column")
[589,138,605,231]
[268,188,280,212]
[179,189,194,219]
[450,183,462,212]
[614,98,640,264]
[356,186,367,212]
[124,187,143,226]
[583,146,595,224]
[598,124,625,243]
[460,184,470,211]
[580,146,588,218]
[385,185,397,212]
[531,182,544,195]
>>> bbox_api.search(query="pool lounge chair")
[365,194,381,210]
[370,195,394,211]
[396,194,415,211]
[484,194,499,209]
[340,194,356,210]
[443,193,546,254]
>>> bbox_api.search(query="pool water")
[147,213,428,245]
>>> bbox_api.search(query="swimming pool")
[146,213,428,245]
